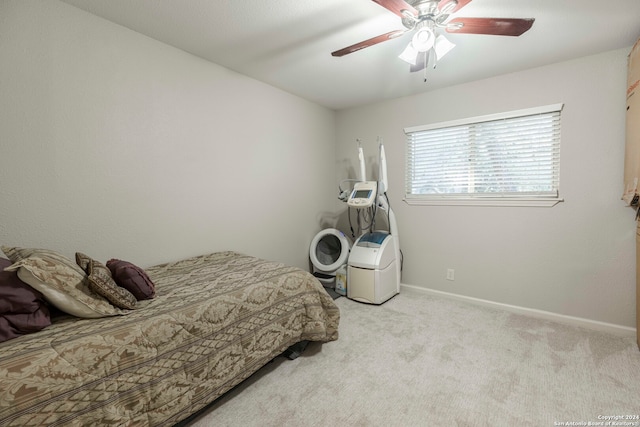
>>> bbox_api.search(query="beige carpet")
[186,288,640,426]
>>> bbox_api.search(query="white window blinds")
[404,104,563,205]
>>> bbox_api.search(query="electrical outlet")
[446,269,455,281]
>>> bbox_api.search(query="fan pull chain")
[423,51,429,82]
[423,49,439,83]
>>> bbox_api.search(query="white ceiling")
[60,0,640,110]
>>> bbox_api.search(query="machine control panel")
[355,231,389,248]
[347,181,377,208]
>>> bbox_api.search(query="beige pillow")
[3,246,86,275]
[4,250,123,318]
[76,252,137,310]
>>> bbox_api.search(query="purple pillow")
[106,259,156,301]
[0,309,51,342]
[0,257,51,342]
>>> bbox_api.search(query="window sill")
[403,197,564,207]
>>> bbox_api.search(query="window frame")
[403,104,564,207]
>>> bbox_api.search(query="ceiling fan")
[331,0,534,73]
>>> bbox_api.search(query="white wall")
[336,48,636,328]
[0,0,336,269]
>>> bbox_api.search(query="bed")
[0,250,340,426]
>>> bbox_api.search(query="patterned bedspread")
[0,251,340,426]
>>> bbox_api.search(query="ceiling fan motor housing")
[402,0,453,30]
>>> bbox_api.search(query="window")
[404,104,563,207]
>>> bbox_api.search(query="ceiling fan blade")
[438,0,473,14]
[331,29,407,57]
[446,17,534,36]
[372,0,418,18]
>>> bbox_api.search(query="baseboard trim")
[400,283,637,338]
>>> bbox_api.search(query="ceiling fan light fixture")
[412,27,435,52]
[399,28,452,67]
[398,42,419,65]
[434,34,455,60]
